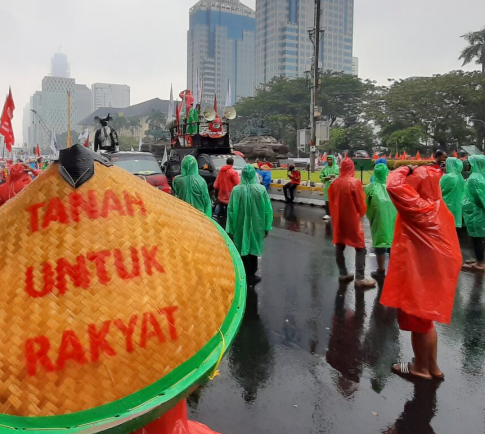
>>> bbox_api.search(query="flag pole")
[67,91,72,148]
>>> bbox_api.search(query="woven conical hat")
[0,146,245,432]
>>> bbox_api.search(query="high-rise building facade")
[91,83,131,111]
[255,0,354,85]
[51,53,70,78]
[187,0,256,107]
[75,84,92,127]
[352,56,359,76]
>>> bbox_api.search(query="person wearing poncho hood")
[440,157,465,229]
[462,155,485,273]
[328,158,376,289]
[173,155,212,217]
[381,165,461,382]
[319,155,339,220]
[226,165,273,285]
[364,160,397,279]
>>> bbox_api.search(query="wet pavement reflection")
[189,203,485,434]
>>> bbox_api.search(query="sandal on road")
[411,358,445,381]
[392,362,432,382]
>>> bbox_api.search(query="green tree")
[147,110,166,129]
[327,125,376,152]
[460,27,485,74]
[127,117,141,138]
[385,126,426,154]
[110,113,128,133]
[369,73,477,151]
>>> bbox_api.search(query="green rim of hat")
[0,222,246,434]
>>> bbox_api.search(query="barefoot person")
[364,161,396,279]
[381,166,462,381]
[328,158,376,288]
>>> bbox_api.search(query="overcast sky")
[1,0,484,143]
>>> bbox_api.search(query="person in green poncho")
[440,157,465,228]
[173,155,212,218]
[462,155,485,273]
[186,104,200,135]
[319,155,339,220]
[364,161,397,279]
[226,164,273,285]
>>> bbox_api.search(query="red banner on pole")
[0,88,15,153]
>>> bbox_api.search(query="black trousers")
[242,255,258,277]
[283,183,297,202]
[472,237,485,263]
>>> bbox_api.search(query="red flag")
[0,88,15,153]
[416,151,421,160]
[402,151,407,160]
[35,144,40,157]
[453,150,458,158]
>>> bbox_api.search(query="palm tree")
[127,117,141,137]
[111,113,128,132]
[460,27,485,73]
[147,110,166,128]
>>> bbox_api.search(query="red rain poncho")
[0,164,33,206]
[380,166,462,324]
[328,158,367,248]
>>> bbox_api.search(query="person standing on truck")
[214,157,240,220]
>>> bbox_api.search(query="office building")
[352,56,359,76]
[91,83,130,111]
[255,0,354,85]
[187,0,256,107]
[75,84,92,127]
[51,53,70,78]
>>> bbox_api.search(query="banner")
[0,88,15,152]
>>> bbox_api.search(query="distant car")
[355,150,370,159]
[103,151,171,194]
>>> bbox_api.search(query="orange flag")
[453,150,458,158]
[402,151,408,160]
[416,151,421,160]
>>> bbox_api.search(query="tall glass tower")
[255,0,354,86]
[187,0,256,106]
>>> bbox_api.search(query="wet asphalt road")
[189,202,485,434]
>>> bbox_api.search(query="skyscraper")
[255,0,354,86]
[91,83,131,111]
[187,0,256,107]
[51,53,70,78]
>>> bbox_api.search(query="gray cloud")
[0,0,483,143]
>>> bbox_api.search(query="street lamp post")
[309,0,321,173]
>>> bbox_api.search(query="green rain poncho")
[440,157,465,228]
[226,165,273,256]
[173,155,212,217]
[186,108,199,135]
[319,155,339,201]
[463,155,485,238]
[364,163,397,248]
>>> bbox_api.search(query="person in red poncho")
[328,158,376,288]
[0,163,39,206]
[381,165,462,381]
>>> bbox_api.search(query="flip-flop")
[392,362,432,382]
